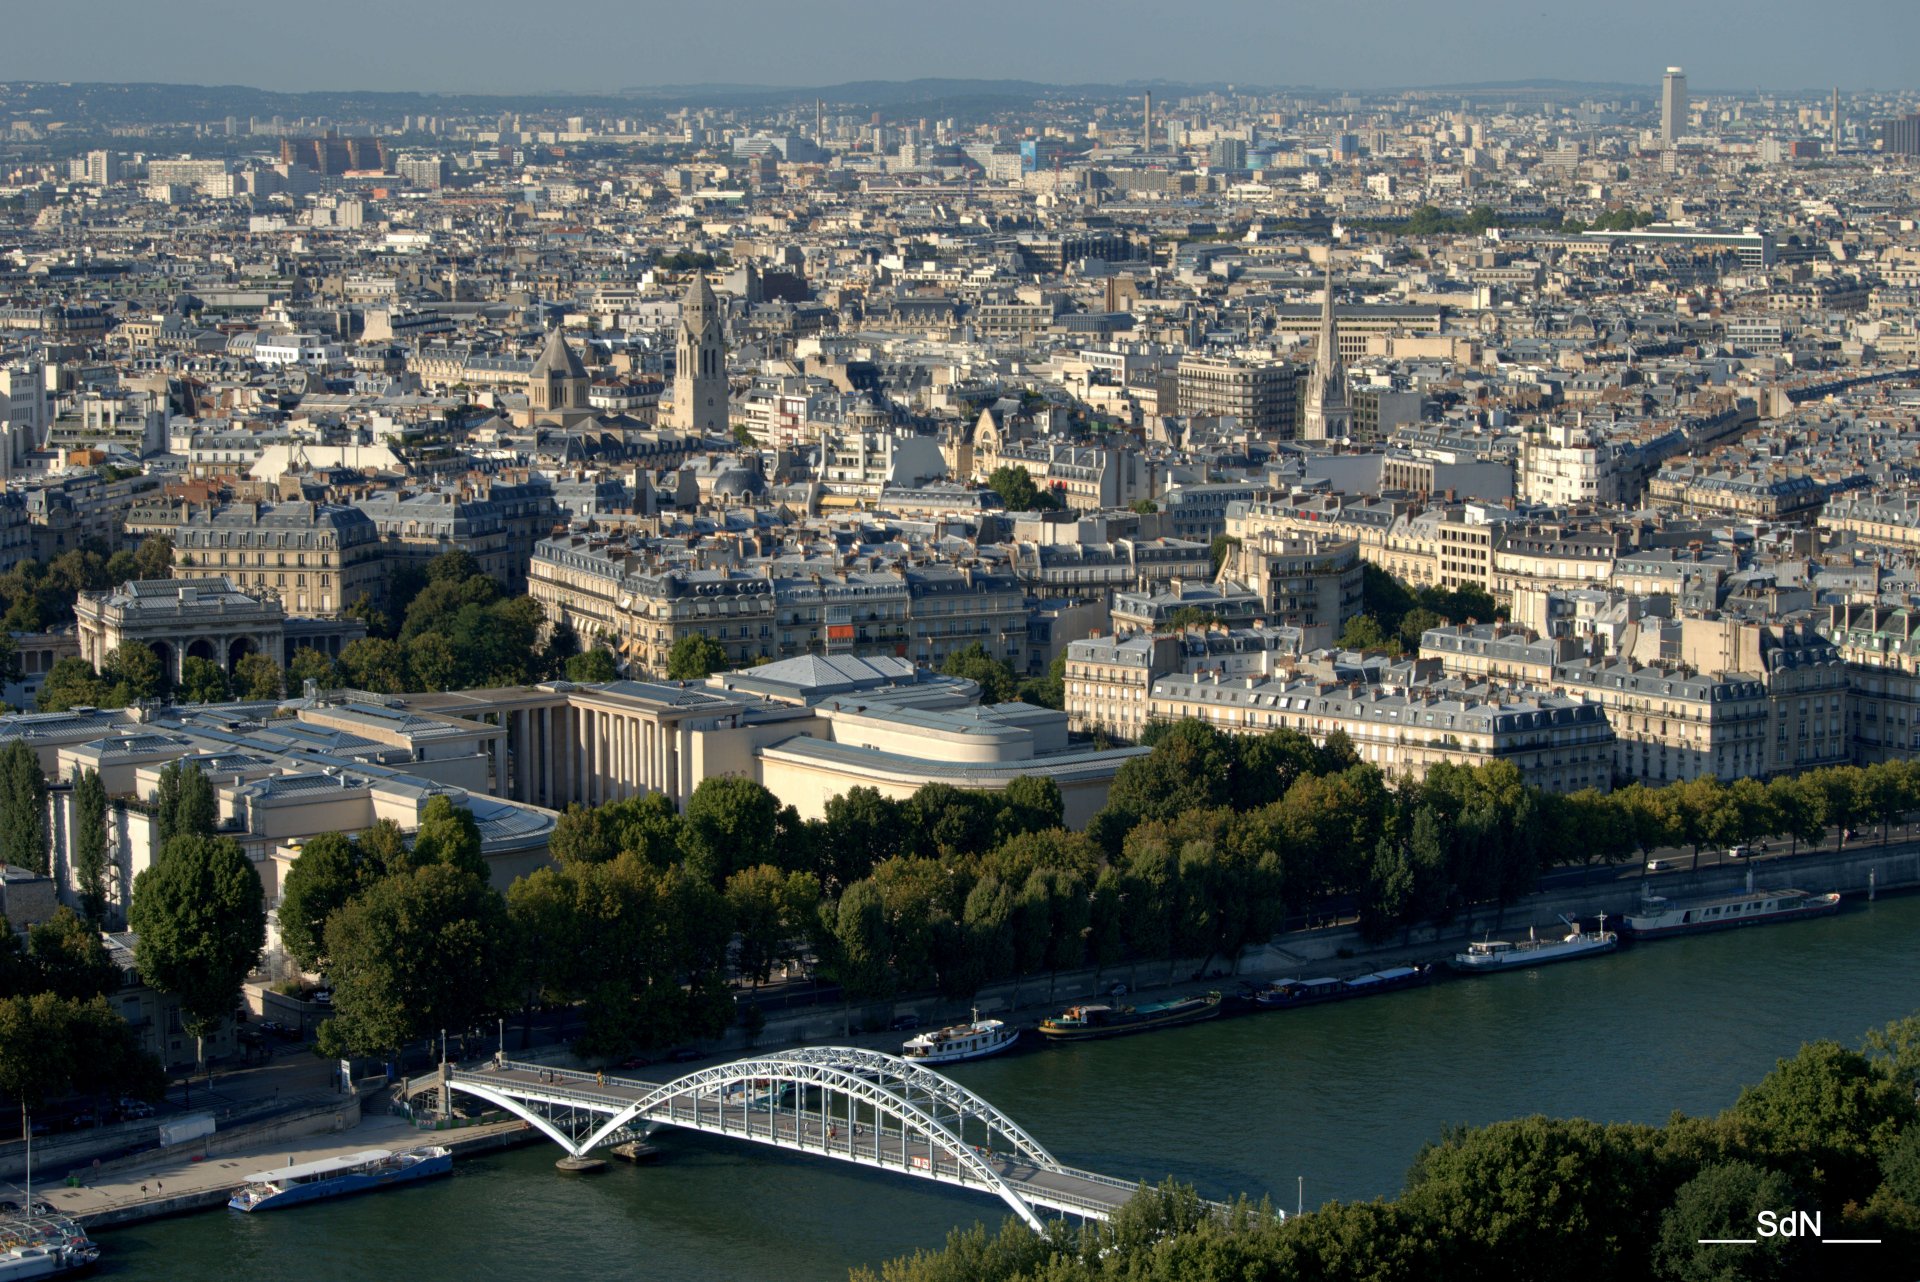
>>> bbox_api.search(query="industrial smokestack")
[1144,91,1153,154]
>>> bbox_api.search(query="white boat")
[1622,887,1840,939]
[1450,915,1618,974]
[901,1010,1019,1064]
[228,1145,452,1212]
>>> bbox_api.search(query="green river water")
[100,893,1920,1281]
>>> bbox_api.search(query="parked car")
[1725,845,1750,860]
[1647,858,1670,871]
[889,1014,921,1031]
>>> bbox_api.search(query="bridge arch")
[434,1050,1070,1231]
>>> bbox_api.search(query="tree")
[1767,773,1827,856]
[339,637,408,694]
[1129,498,1158,514]
[406,633,461,692]
[286,646,339,693]
[1721,1038,1917,1207]
[233,652,284,701]
[985,465,1058,513]
[176,655,231,704]
[666,633,728,681]
[27,907,116,999]
[504,866,578,1049]
[71,767,110,923]
[1208,534,1241,577]
[37,657,110,712]
[565,648,619,683]
[726,864,820,987]
[276,831,360,974]
[1653,1162,1812,1282]
[410,796,488,884]
[152,760,218,848]
[683,776,780,886]
[1107,719,1236,822]
[104,643,165,703]
[133,535,174,580]
[317,863,508,1057]
[0,740,48,875]
[1337,613,1393,652]
[941,642,1017,703]
[818,787,901,891]
[128,833,266,1052]
[1015,655,1065,710]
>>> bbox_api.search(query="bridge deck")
[455,1063,1148,1219]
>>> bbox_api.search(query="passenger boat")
[1249,963,1433,1009]
[1449,916,1618,974]
[1037,991,1222,1041]
[902,1009,1020,1064]
[228,1145,453,1212]
[0,1214,99,1276]
[1622,887,1841,940]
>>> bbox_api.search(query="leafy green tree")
[233,652,284,701]
[683,775,780,885]
[1129,498,1158,513]
[1208,533,1240,576]
[1337,613,1394,652]
[941,642,1017,703]
[818,787,901,890]
[504,865,578,1049]
[339,637,409,694]
[985,465,1059,512]
[1720,1038,1918,1207]
[275,831,361,974]
[105,642,166,702]
[176,655,230,704]
[152,760,218,847]
[1106,718,1236,822]
[317,862,508,1057]
[726,864,821,987]
[405,633,461,692]
[70,767,110,923]
[565,648,619,683]
[128,833,266,1054]
[37,657,111,712]
[1164,605,1224,630]
[1766,773,1827,856]
[1653,1162,1812,1282]
[133,535,174,580]
[410,795,488,884]
[818,879,894,1032]
[0,992,161,1111]
[0,739,48,874]
[666,633,728,681]
[355,818,414,883]
[1015,655,1066,710]
[286,646,339,693]
[27,906,116,999]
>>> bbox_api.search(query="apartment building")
[169,501,384,617]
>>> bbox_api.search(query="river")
[99,893,1920,1281]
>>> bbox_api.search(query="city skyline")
[3,0,1917,97]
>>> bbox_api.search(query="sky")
[4,0,1917,96]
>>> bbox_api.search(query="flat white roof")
[241,1148,392,1184]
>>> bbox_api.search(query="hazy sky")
[5,0,1916,96]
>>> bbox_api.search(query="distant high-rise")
[1882,114,1920,157]
[672,273,728,435]
[1832,88,1842,151]
[1660,66,1687,145]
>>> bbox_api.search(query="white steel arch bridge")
[414,1047,1198,1229]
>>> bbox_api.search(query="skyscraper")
[672,273,728,434]
[1661,66,1688,145]
[1300,251,1350,443]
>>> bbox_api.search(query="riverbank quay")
[42,1100,535,1231]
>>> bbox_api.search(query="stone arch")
[148,640,176,682]
[228,635,258,670]
[186,637,217,665]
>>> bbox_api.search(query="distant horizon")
[2,0,1915,98]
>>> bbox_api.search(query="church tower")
[673,273,727,434]
[1300,250,1350,442]
[528,326,589,416]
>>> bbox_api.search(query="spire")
[1315,250,1341,382]
[531,325,587,381]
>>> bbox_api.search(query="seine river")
[101,893,1920,1281]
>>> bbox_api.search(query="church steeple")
[673,273,727,434]
[528,325,589,415]
[1301,248,1350,442]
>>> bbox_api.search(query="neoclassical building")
[75,578,285,680]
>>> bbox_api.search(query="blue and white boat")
[228,1146,452,1212]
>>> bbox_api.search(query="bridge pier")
[555,1156,607,1174]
